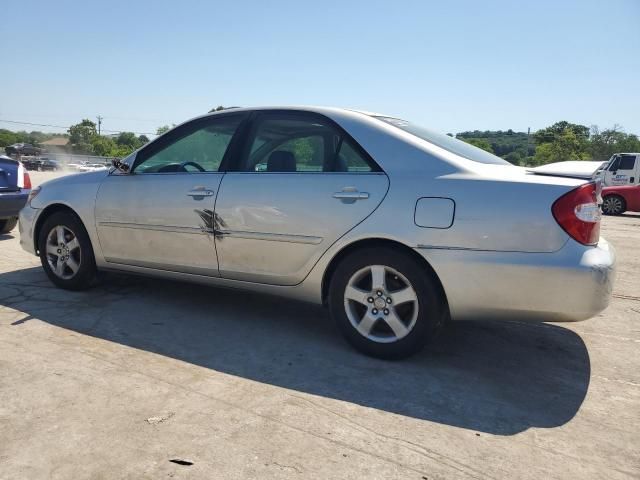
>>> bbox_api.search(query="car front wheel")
[38,211,97,290]
[329,247,445,359]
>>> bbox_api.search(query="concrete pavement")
[0,172,638,479]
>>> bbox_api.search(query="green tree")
[0,129,17,148]
[116,132,141,150]
[462,138,494,153]
[533,121,590,145]
[90,136,117,156]
[588,125,640,161]
[68,119,97,154]
[156,125,171,135]
[0,129,61,149]
[26,131,51,145]
[68,119,97,145]
[456,130,533,158]
[532,121,589,165]
[209,105,226,113]
[533,129,588,165]
[138,135,150,145]
[504,151,523,165]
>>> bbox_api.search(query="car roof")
[150,106,536,179]
[199,105,398,122]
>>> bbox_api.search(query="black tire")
[602,195,626,215]
[0,217,18,234]
[328,247,445,359]
[38,211,97,290]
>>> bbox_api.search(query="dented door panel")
[95,173,223,276]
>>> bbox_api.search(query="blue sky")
[2,0,639,136]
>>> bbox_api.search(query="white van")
[596,153,640,186]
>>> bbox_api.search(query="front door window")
[133,114,245,173]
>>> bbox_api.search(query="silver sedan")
[19,107,616,358]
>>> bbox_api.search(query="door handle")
[187,189,214,197]
[333,191,369,200]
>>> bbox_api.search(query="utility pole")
[526,127,531,164]
[97,115,103,135]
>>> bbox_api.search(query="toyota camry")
[19,107,616,358]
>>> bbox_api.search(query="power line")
[0,118,155,136]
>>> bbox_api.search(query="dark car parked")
[4,143,43,157]
[0,155,31,234]
[21,157,60,171]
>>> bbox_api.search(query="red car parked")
[601,184,640,215]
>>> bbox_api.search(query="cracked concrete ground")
[0,172,639,479]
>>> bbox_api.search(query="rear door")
[95,113,247,276]
[214,111,389,285]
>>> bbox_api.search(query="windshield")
[374,116,510,165]
[606,155,619,171]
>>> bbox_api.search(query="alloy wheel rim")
[603,197,622,214]
[344,265,419,343]
[46,225,81,280]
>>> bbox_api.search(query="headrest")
[267,151,296,172]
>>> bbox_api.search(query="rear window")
[374,116,510,165]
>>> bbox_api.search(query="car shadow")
[0,267,591,436]
[0,233,15,241]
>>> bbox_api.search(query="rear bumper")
[416,238,616,322]
[18,205,39,255]
[0,191,28,219]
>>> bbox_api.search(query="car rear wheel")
[38,211,97,290]
[0,217,18,234]
[602,195,625,215]
[328,247,445,359]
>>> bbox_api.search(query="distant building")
[40,137,70,154]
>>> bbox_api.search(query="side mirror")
[112,158,131,173]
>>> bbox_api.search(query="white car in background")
[530,161,607,180]
[595,153,640,186]
[78,163,109,172]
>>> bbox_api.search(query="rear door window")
[242,113,377,173]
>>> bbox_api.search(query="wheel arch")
[33,203,84,254]
[321,237,450,313]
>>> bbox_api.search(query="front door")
[605,154,638,185]
[214,112,389,285]
[95,113,247,276]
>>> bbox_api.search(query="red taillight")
[23,171,32,190]
[552,182,601,246]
